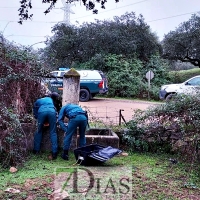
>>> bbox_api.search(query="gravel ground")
[79,98,161,124]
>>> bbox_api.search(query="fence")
[81,105,127,126]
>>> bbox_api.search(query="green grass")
[0,152,76,188]
[0,151,200,199]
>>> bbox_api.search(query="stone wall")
[78,128,119,148]
[21,123,77,152]
[21,124,120,152]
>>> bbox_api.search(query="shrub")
[0,36,46,168]
[123,94,200,162]
[169,68,200,83]
[122,119,148,152]
[0,107,28,168]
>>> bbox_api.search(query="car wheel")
[79,89,90,102]
[165,93,176,102]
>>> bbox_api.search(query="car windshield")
[187,77,200,86]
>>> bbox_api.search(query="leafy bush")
[0,35,46,167]
[122,119,148,152]
[169,68,200,84]
[0,107,28,168]
[123,94,200,162]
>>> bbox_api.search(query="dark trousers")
[34,111,58,153]
[63,114,87,150]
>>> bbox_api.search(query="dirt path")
[80,98,160,125]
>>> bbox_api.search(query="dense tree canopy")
[42,12,161,68]
[18,0,120,24]
[162,14,200,68]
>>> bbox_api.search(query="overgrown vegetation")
[0,107,27,168]
[123,93,200,164]
[0,35,47,167]
[169,67,200,83]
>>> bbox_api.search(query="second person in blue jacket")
[58,104,88,160]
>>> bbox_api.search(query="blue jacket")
[58,104,86,131]
[33,97,56,119]
[58,104,86,119]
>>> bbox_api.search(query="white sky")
[0,0,199,49]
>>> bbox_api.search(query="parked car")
[159,75,200,101]
[43,69,108,102]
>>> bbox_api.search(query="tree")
[42,12,162,67]
[18,0,120,24]
[162,14,200,68]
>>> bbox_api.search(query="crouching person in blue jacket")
[58,104,88,160]
[33,93,59,159]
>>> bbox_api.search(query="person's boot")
[52,152,58,160]
[32,150,40,155]
[61,150,69,160]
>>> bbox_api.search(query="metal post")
[119,109,122,125]
[148,72,150,99]
[119,109,127,125]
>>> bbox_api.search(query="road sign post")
[146,70,154,99]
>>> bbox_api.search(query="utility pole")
[61,0,75,26]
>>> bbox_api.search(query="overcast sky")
[0,0,199,49]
